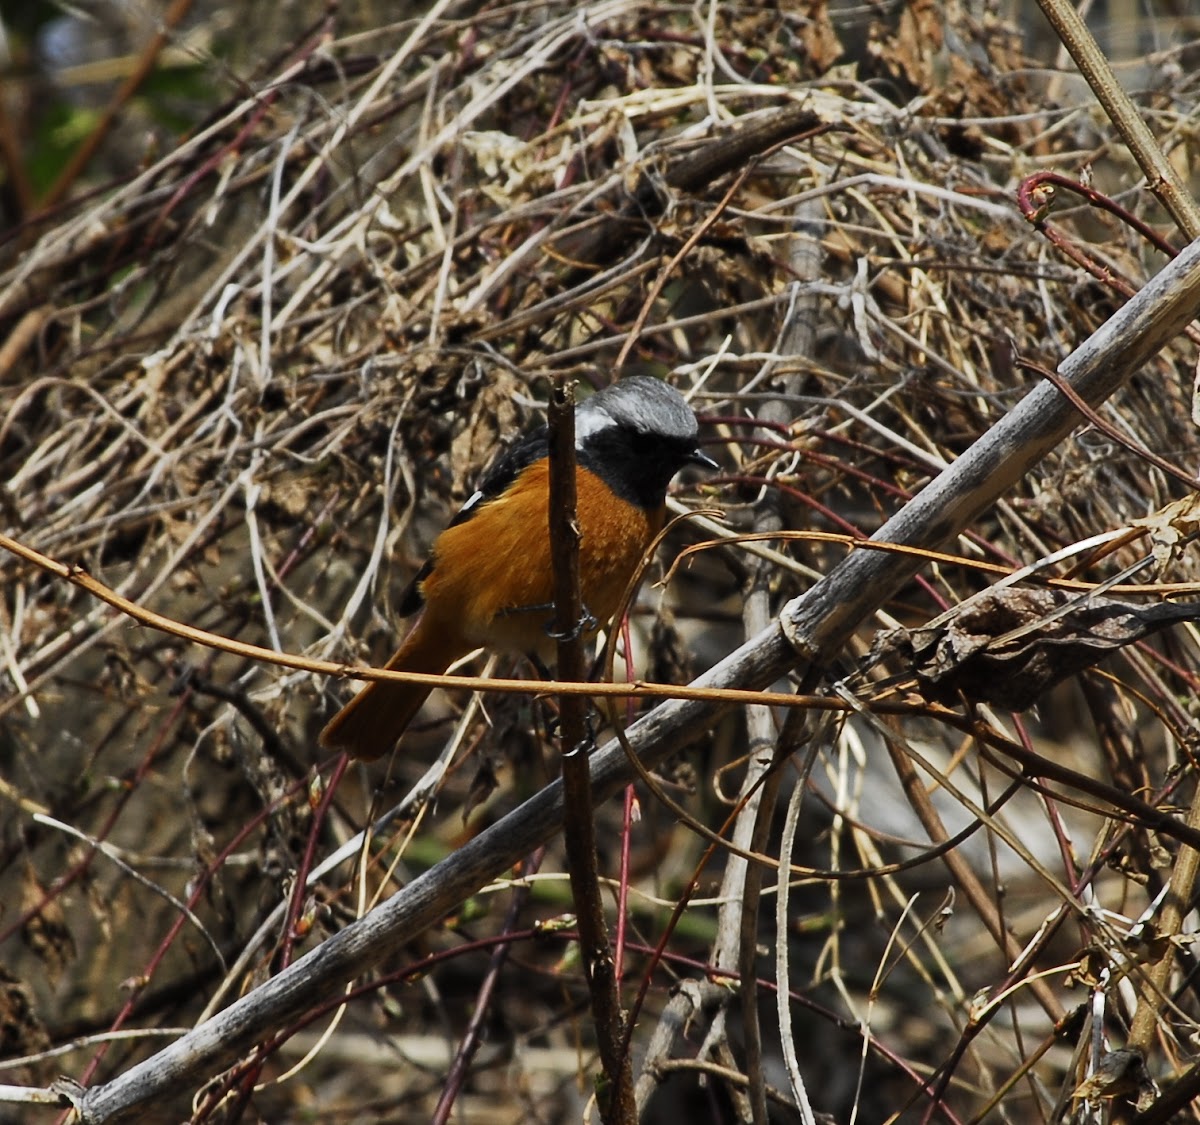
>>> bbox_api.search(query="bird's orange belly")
[418,463,663,661]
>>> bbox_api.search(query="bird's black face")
[572,377,714,508]
[578,419,714,509]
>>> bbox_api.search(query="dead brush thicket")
[2,1,1200,1122]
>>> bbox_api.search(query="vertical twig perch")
[547,378,634,1122]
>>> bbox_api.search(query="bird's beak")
[688,449,719,471]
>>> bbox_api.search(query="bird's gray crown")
[574,376,698,447]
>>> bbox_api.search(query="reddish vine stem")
[1017,171,1200,348]
[431,850,545,1125]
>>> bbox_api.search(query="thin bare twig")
[548,378,634,1122]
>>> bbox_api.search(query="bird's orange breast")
[417,462,663,661]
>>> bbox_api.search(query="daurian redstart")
[319,376,715,761]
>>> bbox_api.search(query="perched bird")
[320,376,716,760]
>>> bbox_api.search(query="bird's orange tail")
[319,615,467,761]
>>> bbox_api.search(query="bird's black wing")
[397,425,550,616]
